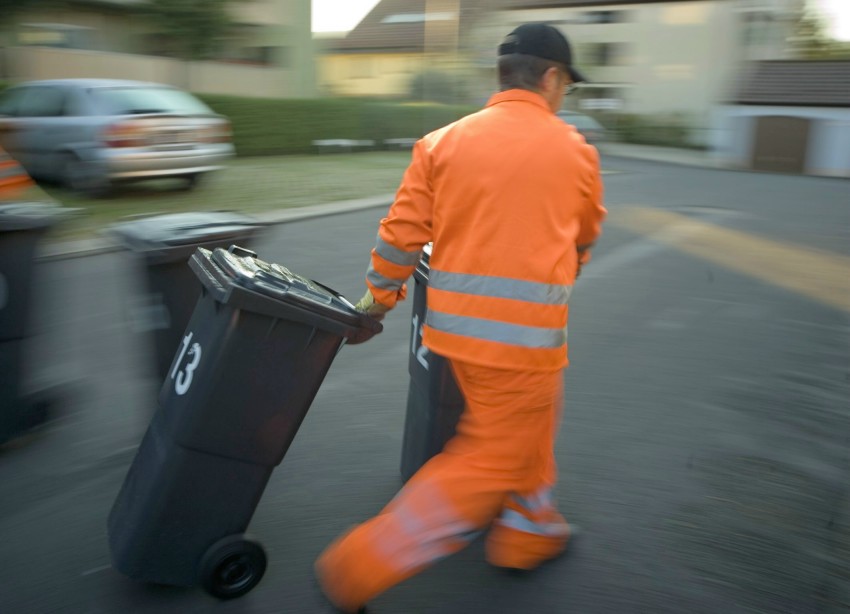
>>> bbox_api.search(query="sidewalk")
[36,143,716,261]
[602,142,715,168]
[36,193,397,262]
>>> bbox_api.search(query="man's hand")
[354,289,391,322]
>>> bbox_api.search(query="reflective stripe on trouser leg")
[495,488,569,538]
[486,485,571,570]
[372,480,482,573]
[316,362,564,607]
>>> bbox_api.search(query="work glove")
[354,289,391,322]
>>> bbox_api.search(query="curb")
[36,193,396,262]
[601,148,716,170]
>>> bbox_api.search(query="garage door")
[751,115,811,174]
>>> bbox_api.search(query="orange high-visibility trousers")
[316,361,571,610]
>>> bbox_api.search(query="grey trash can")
[0,202,71,443]
[110,211,263,381]
[108,245,382,599]
[400,243,465,482]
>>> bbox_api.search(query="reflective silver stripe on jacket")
[429,270,572,305]
[426,309,567,349]
[366,263,406,290]
[375,235,422,266]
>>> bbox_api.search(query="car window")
[60,90,88,117]
[18,87,68,117]
[0,87,29,117]
[558,113,602,131]
[88,86,213,116]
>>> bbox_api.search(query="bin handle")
[189,249,229,302]
[227,245,258,258]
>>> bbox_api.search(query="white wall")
[712,105,850,177]
[474,0,800,145]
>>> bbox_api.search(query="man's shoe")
[486,518,580,572]
[313,564,369,613]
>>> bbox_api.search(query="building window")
[17,23,96,50]
[583,42,630,67]
[582,10,630,24]
[661,5,709,26]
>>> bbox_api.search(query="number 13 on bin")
[172,332,203,395]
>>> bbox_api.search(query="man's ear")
[542,66,561,92]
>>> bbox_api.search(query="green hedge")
[601,113,697,149]
[197,95,477,156]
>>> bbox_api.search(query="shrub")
[197,95,477,156]
[601,113,696,148]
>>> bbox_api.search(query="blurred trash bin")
[400,243,465,482]
[109,211,263,381]
[0,202,72,444]
[108,245,382,599]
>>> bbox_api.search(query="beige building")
[474,0,805,144]
[2,0,315,99]
[316,0,489,100]
[318,0,805,142]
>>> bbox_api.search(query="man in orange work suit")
[0,146,34,200]
[316,23,607,613]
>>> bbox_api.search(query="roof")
[328,0,489,53]
[733,61,850,107]
[327,0,715,54]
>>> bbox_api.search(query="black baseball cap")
[498,23,587,84]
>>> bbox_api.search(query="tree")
[146,0,234,61]
[789,2,850,59]
[0,0,66,40]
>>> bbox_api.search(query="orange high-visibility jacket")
[0,148,33,197]
[366,89,606,371]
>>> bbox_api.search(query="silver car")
[556,110,607,147]
[0,79,234,194]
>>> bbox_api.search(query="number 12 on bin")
[172,332,203,395]
[411,314,429,370]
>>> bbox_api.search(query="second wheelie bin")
[399,243,465,482]
[0,202,72,443]
[107,245,382,599]
[110,211,263,381]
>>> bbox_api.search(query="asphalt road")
[1,157,848,613]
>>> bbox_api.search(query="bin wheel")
[199,535,267,600]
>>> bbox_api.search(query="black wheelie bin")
[400,243,465,482]
[107,245,382,600]
[0,202,71,444]
[110,212,263,382]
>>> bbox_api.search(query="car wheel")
[180,173,203,191]
[62,153,110,197]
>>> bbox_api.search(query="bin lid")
[211,247,360,318]
[109,211,262,253]
[0,202,71,231]
[191,247,382,342]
